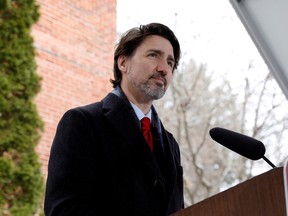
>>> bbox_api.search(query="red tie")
[141,117,153,151]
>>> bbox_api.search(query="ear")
[117,55,128,73]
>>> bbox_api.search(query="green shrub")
[0,0,44,215]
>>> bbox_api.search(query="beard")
[142,82,166,99]
[127,72,167,100]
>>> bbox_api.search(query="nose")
[156,59,169,74]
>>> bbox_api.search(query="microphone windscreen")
[209,127,265,160]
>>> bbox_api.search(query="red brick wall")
[32,0,116,177]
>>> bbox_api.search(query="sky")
[116,0,268,87]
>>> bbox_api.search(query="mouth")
[151,75,166,87]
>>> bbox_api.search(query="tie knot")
[141,117,151,131]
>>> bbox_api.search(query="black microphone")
[209,127,276,168]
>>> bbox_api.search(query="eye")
[148,52,158,58]
[167,60,175,69]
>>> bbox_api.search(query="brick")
[33,0,116,177]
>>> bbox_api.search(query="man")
[44,22,184,216]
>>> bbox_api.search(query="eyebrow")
[147,49,175,63]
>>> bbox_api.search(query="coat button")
[154,179,159,187]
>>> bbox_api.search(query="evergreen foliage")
[0,0,44,214]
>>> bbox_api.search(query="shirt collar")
[130,102,152,121]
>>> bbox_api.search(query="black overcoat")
[44,89,184,216]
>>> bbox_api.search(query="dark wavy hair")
[110,23,181,88]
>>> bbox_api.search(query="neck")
[120,85,153,115]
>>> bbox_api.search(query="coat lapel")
[159,122,177,199]
[151,106,177,195]
[101,91,166,191]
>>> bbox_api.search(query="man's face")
[119,35,175,102]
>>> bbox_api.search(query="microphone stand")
[262,155,276,168]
